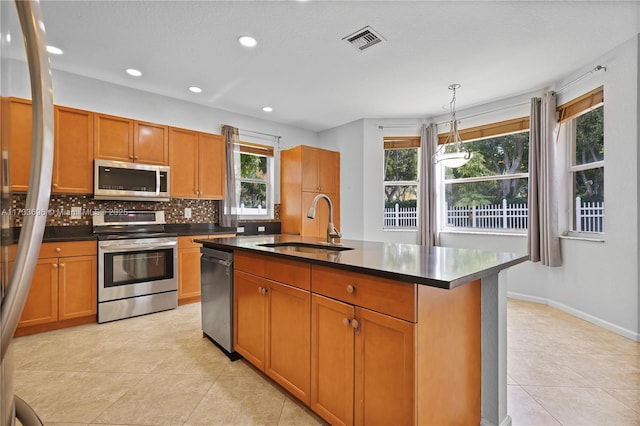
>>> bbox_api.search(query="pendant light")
[434,84,473,168]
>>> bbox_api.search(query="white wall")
[8,63,319,203]
[328,34,640,340]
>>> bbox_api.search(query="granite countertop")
[197,234,529,290]
[164,223,236,236]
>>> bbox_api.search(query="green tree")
[384,148,418,208]
[239,153,267,208]
[575,106,604,200]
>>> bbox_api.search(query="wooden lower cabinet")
[14,241,97,336]
[310,294,415,426]
[234,269,311,404]
[234,252,481,426]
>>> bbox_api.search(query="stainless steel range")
[93,210,178,323]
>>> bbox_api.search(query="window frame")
[438,118,530,234]
[562,94,605,237]
[233,142,275,220]
[383,137,420,230]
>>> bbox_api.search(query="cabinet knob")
[343,318,350,327]
[52,263,58,269]
[55,247,61,253]
[59,263,65,268]
[52,183,58,188]
[350,319,360,330]
[258,286,263,294]
[346,284,355,294]
[129,155,134,159]
[134,156,139,160]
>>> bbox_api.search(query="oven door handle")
[99,241,177,251]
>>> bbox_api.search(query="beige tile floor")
[12,299,640,425]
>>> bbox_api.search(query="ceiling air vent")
[343,26,385,51]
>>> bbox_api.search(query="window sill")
[439,228,527,237]
[560,233,605,243]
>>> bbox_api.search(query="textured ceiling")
[30,1,640,131]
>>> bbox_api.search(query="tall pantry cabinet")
[280,146,340,238]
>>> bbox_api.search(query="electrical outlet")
[237,226,245,233]
[184,207,192,219]
[258,226,266,232]
[70,206,81,219]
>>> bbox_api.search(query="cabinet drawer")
[39,241,97,258]
[312,266,416,322]
[235,251,310,291]
[178,235,209,249]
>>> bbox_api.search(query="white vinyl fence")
[446,199,528,230]
[384,198,604,232]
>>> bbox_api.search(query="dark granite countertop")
[196,234,528,290]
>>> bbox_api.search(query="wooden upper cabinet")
[170,128,225,199]
[94,113,168,165]
[93,113,134,162]
[198,133,225,199]
[302,146,339,193]
[7,98,33,192]
[134,120,169,165]
[54,106,93,193]
[170,128,199,198]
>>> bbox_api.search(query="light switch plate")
[70,206,82,219]
[184,207,192,219]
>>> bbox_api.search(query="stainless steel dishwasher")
[200,247,239,360]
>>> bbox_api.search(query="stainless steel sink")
[258,242,354,253]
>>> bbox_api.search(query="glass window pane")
[573,167,604,232]
[444,178,528,230]
[384,148,418,182]
[384,184,417,228]
[239,182,266,209]
[445,132,529,180]
[575,106,604,165]
[240,153,267,180]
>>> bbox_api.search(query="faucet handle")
[330,227,342,238]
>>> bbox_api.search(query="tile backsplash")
[10,194,280,227]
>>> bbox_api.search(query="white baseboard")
[507,292,640,342]
[480,415,512,426]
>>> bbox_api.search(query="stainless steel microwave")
[94,159,170,201]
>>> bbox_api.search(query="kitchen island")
[198,234,528,426]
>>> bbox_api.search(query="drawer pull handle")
[346,284,355,294]
[55,247,61,253]
[350,319,360,330]
[343,318,350,327]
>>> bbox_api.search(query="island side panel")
[417,278,481,425]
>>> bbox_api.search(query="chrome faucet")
[307,193,342,245]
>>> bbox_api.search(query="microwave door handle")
[1,0,55,362]
[156,170,160,195]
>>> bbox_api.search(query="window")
[440,118,530,231]
[383,137,419,229]
[560,87,604,233]
[235,141,274,219]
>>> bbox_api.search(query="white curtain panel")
[418,123,438,246]
[220,125,239,228]
[528,93,562,266]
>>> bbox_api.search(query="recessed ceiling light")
[262,106,273,112]
[189,86,203,93]
[126,68,142,77]
[238,35,257,48]
[46,45,63,55]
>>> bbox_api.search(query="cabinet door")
[311,294,354,426]
[354,307,415,426]
[169,128,199,198]
[134,121,169,165]
[8,98,32,192]
[198,133,225,199]
[301,147,320,192]
[54,106,93,193]
[17,258,58,328]
[234,270,267,370]
[178,246,202,303]
[266,281,311,404]
[319,149,339,194]
[94,113,134,162]
[58,255,97,321]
